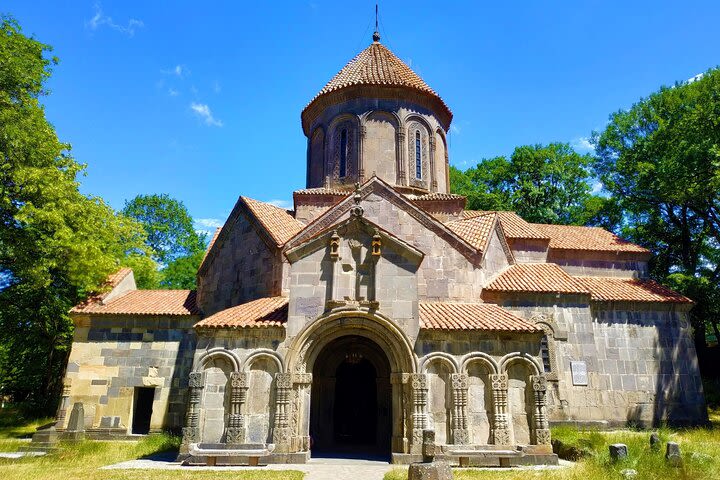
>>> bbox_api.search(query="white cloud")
[450,125,461,135]
[687,73,704,84]
[195,218,224,229]
[87,3,143,37]
[213,81,222,93]
[573,137,595,153]
[190,102,223,127]
[162,65,187,77]
[591,181,604,194]
[267,199,292,209]
[168,88,179,97]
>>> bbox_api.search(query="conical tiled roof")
[302,40,452,134]
[315,42,441,99]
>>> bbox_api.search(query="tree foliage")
[450,143,618,227]
[122,194,206,265]
[122,194,206,289]
[593,68,720,353]
[0,17,155,412]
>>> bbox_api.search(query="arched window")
[339,129,348,178]
[415,130,422,179]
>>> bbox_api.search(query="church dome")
[301,38,453,136]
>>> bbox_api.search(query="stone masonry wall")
[197,212,284,316]
[64,315,197,434]
[484,292,706,426]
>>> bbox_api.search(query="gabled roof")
[198,196,305,275]
[532,223,649,254]
[419,301,540,332]
[484,263,590,295]
[242,197,305,246]
[575,277,692,303]
[195,297,288,329]
[71,290,199,316]
[461,211,548,240]
[446,213,497,251]
[283,177,484,266]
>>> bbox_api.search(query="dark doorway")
[310,335,391,459]
[132,387,155,434]
[334,358,377,445]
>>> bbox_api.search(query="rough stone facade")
[59,32,705,466]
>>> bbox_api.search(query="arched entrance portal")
[310,335,392,458]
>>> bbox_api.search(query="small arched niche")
[245,357,280,443]
[200,356,233,443]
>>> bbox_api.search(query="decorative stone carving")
[531,374,550,444]
[407,121,429,189]
[489,373,511,445]
[225,372,248,444]
[450,373,469,445]
[182,372,204,446]
[410,373,429,447]
[273,373,293,447]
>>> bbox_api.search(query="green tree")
[122,194,206,289]
[593,68,720,354]
[122,194,206,264]
[0,17,155,413]
[451,143,616,226]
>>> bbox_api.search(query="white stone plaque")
[570,361,588,386]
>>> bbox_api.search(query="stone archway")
[286,310,417,458]
[310,335,391,456]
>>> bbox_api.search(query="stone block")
[649,432,660,451]
[609,443,628,462]
[665,442,681,467]
[408,462,453,480]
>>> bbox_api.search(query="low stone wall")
[62,314,197,434]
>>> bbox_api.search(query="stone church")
[61,30,706,465]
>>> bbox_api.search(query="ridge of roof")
[195,297,288,329]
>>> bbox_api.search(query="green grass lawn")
[2,406,720,480]
[385,415,720,480]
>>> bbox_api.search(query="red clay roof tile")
[420,301,540,332]
[194,297,288,329]
[446,213,496,251]
[485,263,590,295]
[242,197,305,246]
[532,223,649,253]
[71,290,199,316]
[575,277,692,303]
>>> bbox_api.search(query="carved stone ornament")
[536,429,551,445]
[451,373,468,389]
[532,375,548,392]
[493,428,511,445]
[292,373,313,385]
[230,372,248,389]
[182,426,200,444]
[276,373,293,389]
[188,372,204,389]
[411,373,428,390]
[490,373,508,390]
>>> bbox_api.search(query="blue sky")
[4,1,719,236]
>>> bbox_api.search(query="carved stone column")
[450,373,469,445]
[390,373,410,453]
[55,380,72,429]
[226,372,248,444]
[272,373,293,450]
[429,136,437,191]
[410,373,429,451]
[396,130,406,185]
[291,373,312,452]
[181,372,205,450]
[358,125,366,182]
[531,375,551,445]
[490,373,511,445]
